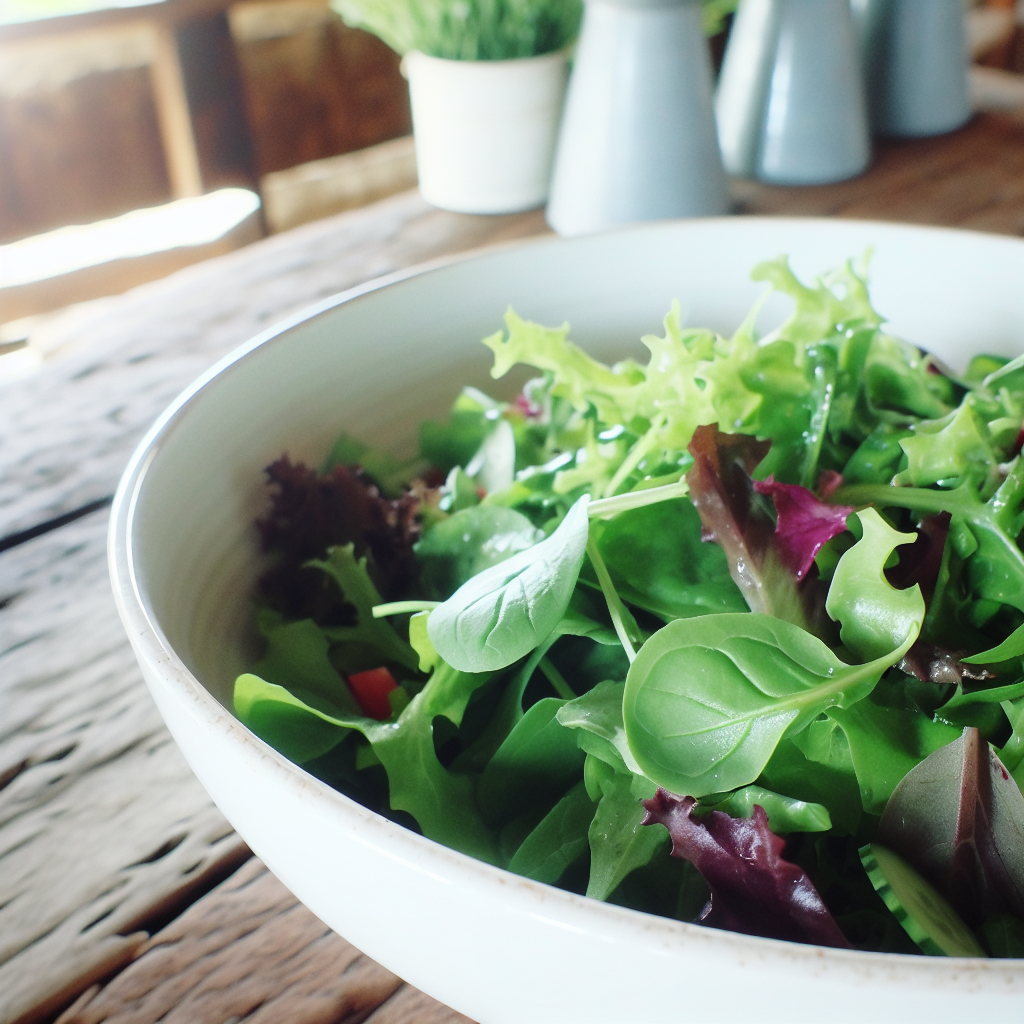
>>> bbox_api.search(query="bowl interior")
[119,218,1024,1021]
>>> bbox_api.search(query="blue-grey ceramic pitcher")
[716,0,871,184]
[546,0,728,237]
[852,0,971,137]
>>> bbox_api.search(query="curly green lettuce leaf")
[825,508,925,663]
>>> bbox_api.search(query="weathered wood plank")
[0,509,250,1024]
[736,109,1024,235]
[53,858,470,1024]
[0,190,549,541]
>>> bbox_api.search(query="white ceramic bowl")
[109,218,1024,1023]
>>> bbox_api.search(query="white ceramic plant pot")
[404,49,569,215]
[546,0,728,237]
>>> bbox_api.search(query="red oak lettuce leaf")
[258,457,423,621]
[817,469,844,499]
[642,789,852,948]
[878,727,1024,927]
[752,475,853,581]
[685,425,831,637]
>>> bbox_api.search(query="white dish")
[109,218,1024,1023]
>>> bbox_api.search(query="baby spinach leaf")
[622,613,914,798]
[427,495,591,672]
[507,780,595,883]
[586,769,666,902]
[593,498,746,621]
[477,697,585,827]
[415,505,541,600]
[641,789,851,948]
[825,508,925,663]
[701,784,831,834]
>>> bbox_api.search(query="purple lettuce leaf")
[878,727,1024,927]
[752,475,853,581]
[685,425,831,637]
[258,457,424,621]
[641,789,852,948]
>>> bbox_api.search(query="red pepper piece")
[347,667,398,720]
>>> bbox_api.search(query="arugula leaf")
[622,612,914,798]
[701,784,831,834]
[234,662,499,863]
[427,495,591,672]
[835,457,1024,622]
[506,780,595,883]
[761,724,864,836]
[309,545,420,672]
[641,789,852,947]
[586,768,667,901]
[415,505,542,600]
[556,680,643,776]
[234,672,351,763]
[826,700,962,814]
[477,697,585,827]
[825,508,925,662]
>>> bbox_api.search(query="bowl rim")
[107,215,1024,982]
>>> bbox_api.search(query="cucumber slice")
[860,843,987,958]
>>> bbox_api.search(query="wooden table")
[3,109,1024,1024]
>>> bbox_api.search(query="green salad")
[234,254,1024,957]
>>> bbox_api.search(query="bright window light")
[0,1,164,27]
[0,188,261,288]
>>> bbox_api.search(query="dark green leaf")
[507,780,594,883]
[478,697,585,826]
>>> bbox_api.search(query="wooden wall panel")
[234,17,412,177]
[0,65,169,243]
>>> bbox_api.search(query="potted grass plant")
[332,0,583,214]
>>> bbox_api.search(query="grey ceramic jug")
[716,0,871,184]
[852,0,971,137]
[546,0,729,237]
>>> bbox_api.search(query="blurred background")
[0,0,1022,353]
